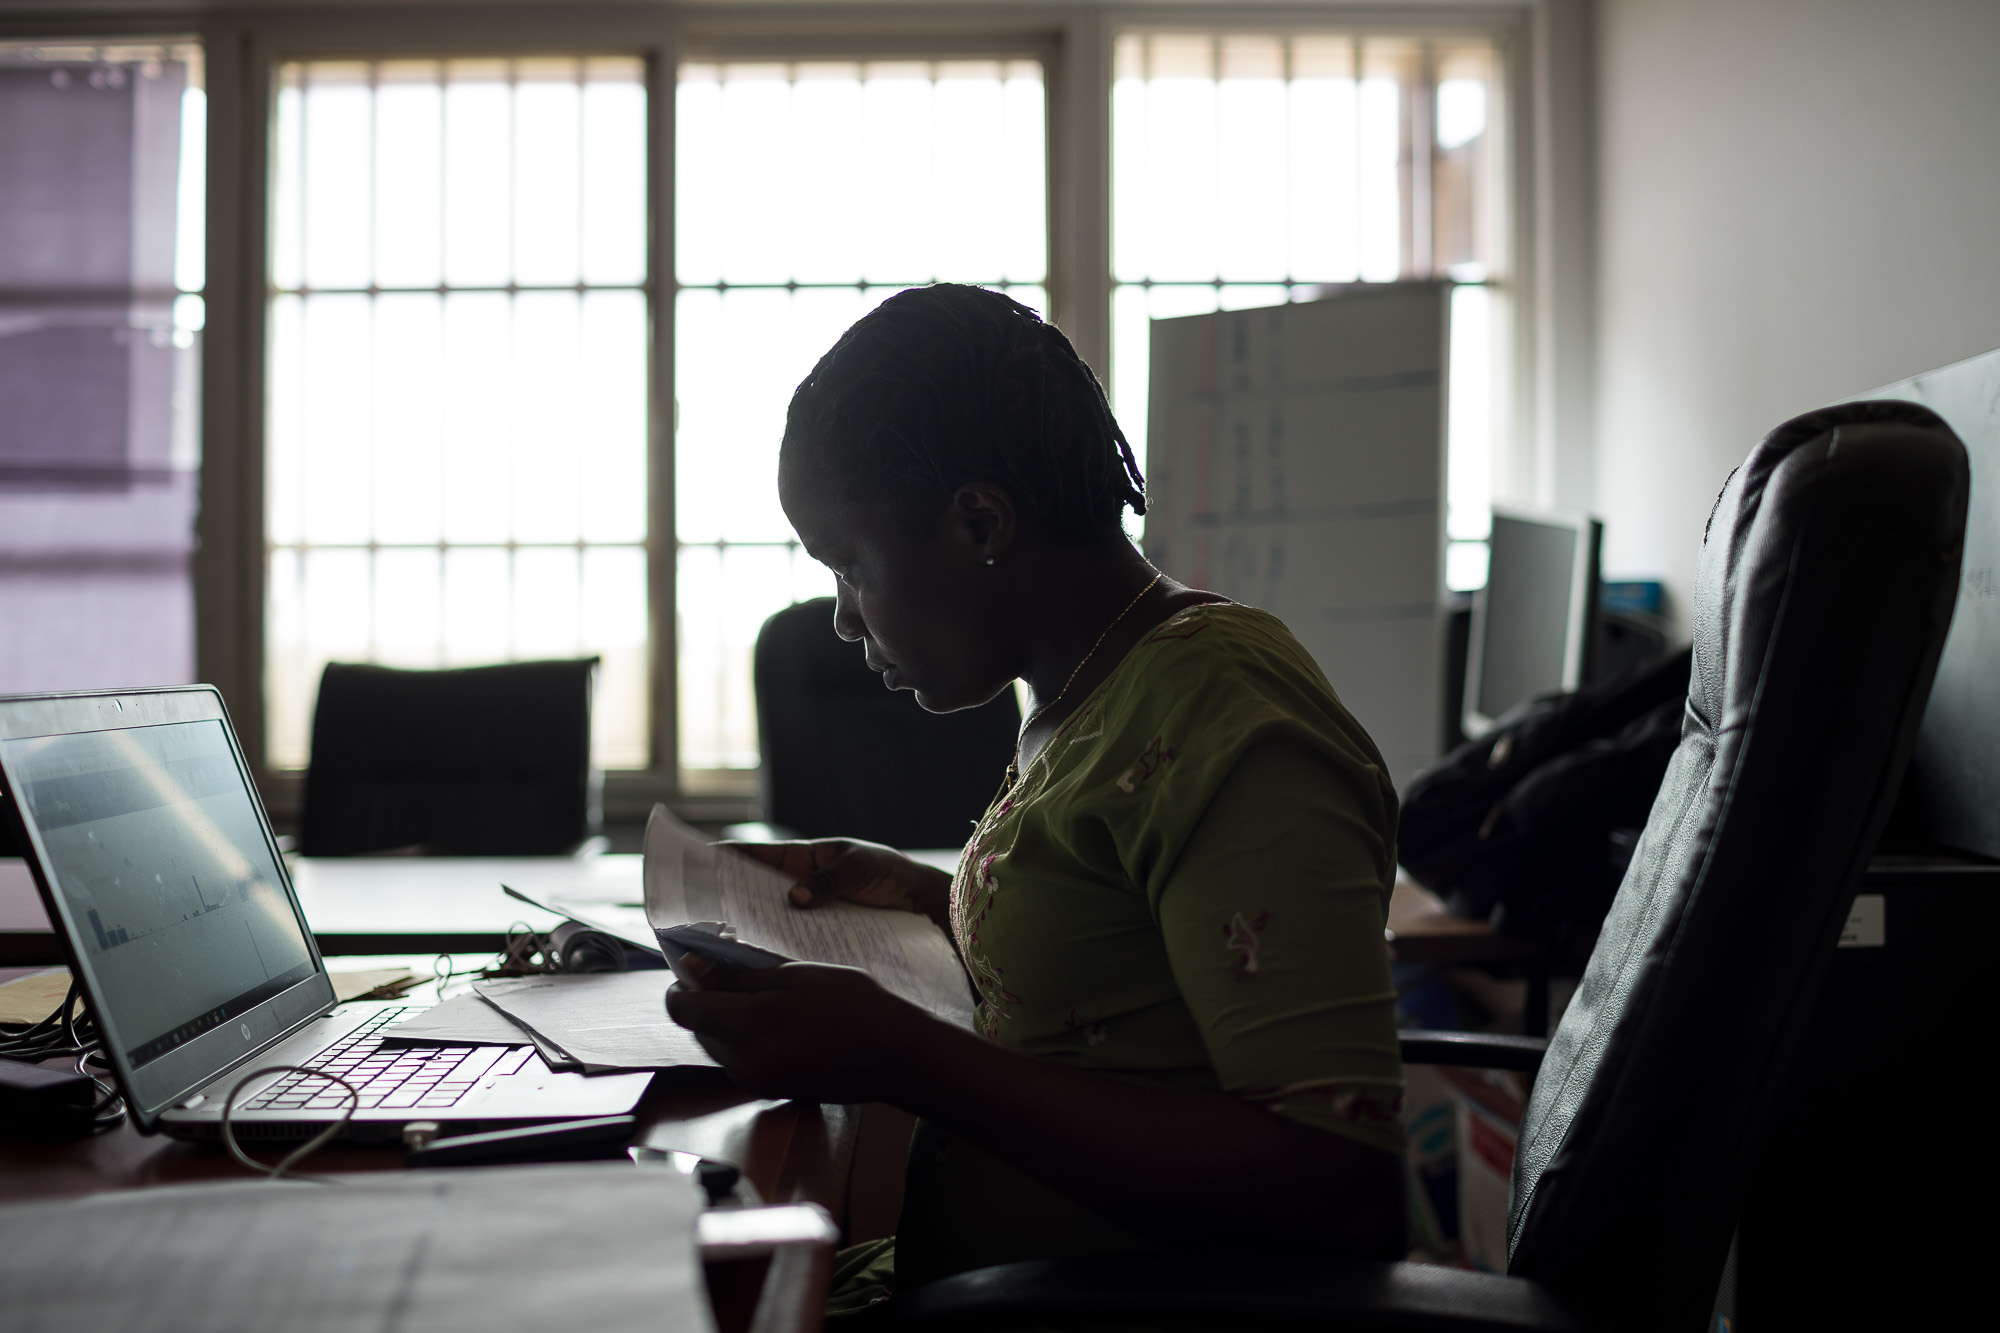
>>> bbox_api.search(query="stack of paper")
[474,973,716,1074]
[379,979,715,1075]
[377,807,973,1077]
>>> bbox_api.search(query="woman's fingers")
[787,868,851,908]
[720,839,863,906]
[665,981,759,1038]
[722,840,826,877]
[716,838,924,913]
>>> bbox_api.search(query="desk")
[0,853,646,963]
[1385,874,1584,1038]
[0,976,860,1333]
[2,850,967,965]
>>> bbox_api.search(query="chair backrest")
[298,658,598,856]
[1506,402,1968,1329]
[754,598,1020,849]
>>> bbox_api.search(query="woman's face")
[778,451,1019,714]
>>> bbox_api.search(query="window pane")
[442,63,512,288]
[674,57,1047,780]
[581,60,646,286]
[512,63,582,287]
[372,546,443,665]
[675,284,889,544]
[300,64,372,290]
[268,57,648,771]
[677,543,802,772]
[373,65,443,289]
[371,292,444,545]
[582,544,648,769]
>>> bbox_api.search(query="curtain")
[0,50,197,692]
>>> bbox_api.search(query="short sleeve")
[1153,733,1406,1156]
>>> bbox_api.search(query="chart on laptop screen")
[3,720,317,1066]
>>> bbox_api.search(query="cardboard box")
[1443,1066,1528,1273]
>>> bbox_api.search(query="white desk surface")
[293,852,646,934]
[1,848,964,960]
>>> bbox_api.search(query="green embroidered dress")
[859,601,1405,1295]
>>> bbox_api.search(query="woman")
[666,284,1406,1302]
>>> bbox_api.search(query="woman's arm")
[675,738,1407,1258]
[669,963,1403,1257]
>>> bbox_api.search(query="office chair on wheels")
[863,400,1969,1332]
[298,658,600,856]
[752,598,1019,850]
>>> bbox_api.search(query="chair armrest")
[1400,1030,1549,1072]
[869,1254,1584,1331]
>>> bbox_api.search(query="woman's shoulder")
[1060,599,1396,875]
[1091,600,1379,767]
[1121,601,1333,697]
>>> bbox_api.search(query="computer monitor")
[1462,506,1603,739]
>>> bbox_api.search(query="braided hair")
[782,284,1147,541]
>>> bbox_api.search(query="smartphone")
[656,923,792,986]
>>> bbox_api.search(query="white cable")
[220,1065,360,1182]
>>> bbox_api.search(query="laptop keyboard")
[240,1007,539,1113]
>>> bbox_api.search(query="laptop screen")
[2,718,318,1070]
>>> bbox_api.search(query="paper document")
[379,994,539,1046]
[378,994,580,1071]
[502,882,658,954]
[0,1162,714,1333]
[475,972,718,1073]
[644,805,975,1028]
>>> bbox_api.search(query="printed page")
[644,805,974,1029]
[474,973,717,1072]
[378,993,537,1047]
[0,1163,714,1333]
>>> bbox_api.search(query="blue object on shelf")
[1601,580,1666,617]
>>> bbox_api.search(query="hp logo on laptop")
[240,1023,252,1040]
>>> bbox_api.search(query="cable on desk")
[221,1066,359,1181]
[496,922,566,976]
[1,978,125,1133]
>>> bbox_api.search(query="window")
[1109,31,1502,589]
[263,57,650,770]
[673,57,1046,785]
[178,11,1519,809]
[0,40,205,693]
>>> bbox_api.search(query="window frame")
[5,3,1578,827]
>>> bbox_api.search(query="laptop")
[0,685,651,1142]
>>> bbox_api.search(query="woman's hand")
[722,838,954,929]
[664,956,944,1103]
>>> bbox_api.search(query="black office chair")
[864,400,1969,1331]
[298,658,599,856]
[753,598,1020,850]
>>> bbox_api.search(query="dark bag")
[1399,646,1693,947]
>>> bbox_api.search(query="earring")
[984,556,996,566]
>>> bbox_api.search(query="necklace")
[1002,570,1164,793]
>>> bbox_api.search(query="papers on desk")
[0,1163,715,1333]
[378,991,580,1079]
[374,806,974,1075]
[475,973,717,1074]
[644,805,975,1029]
[379,981,716,1075]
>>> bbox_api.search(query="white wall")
[1593,0,2000,629]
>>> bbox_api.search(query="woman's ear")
[946,482,1019,565]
